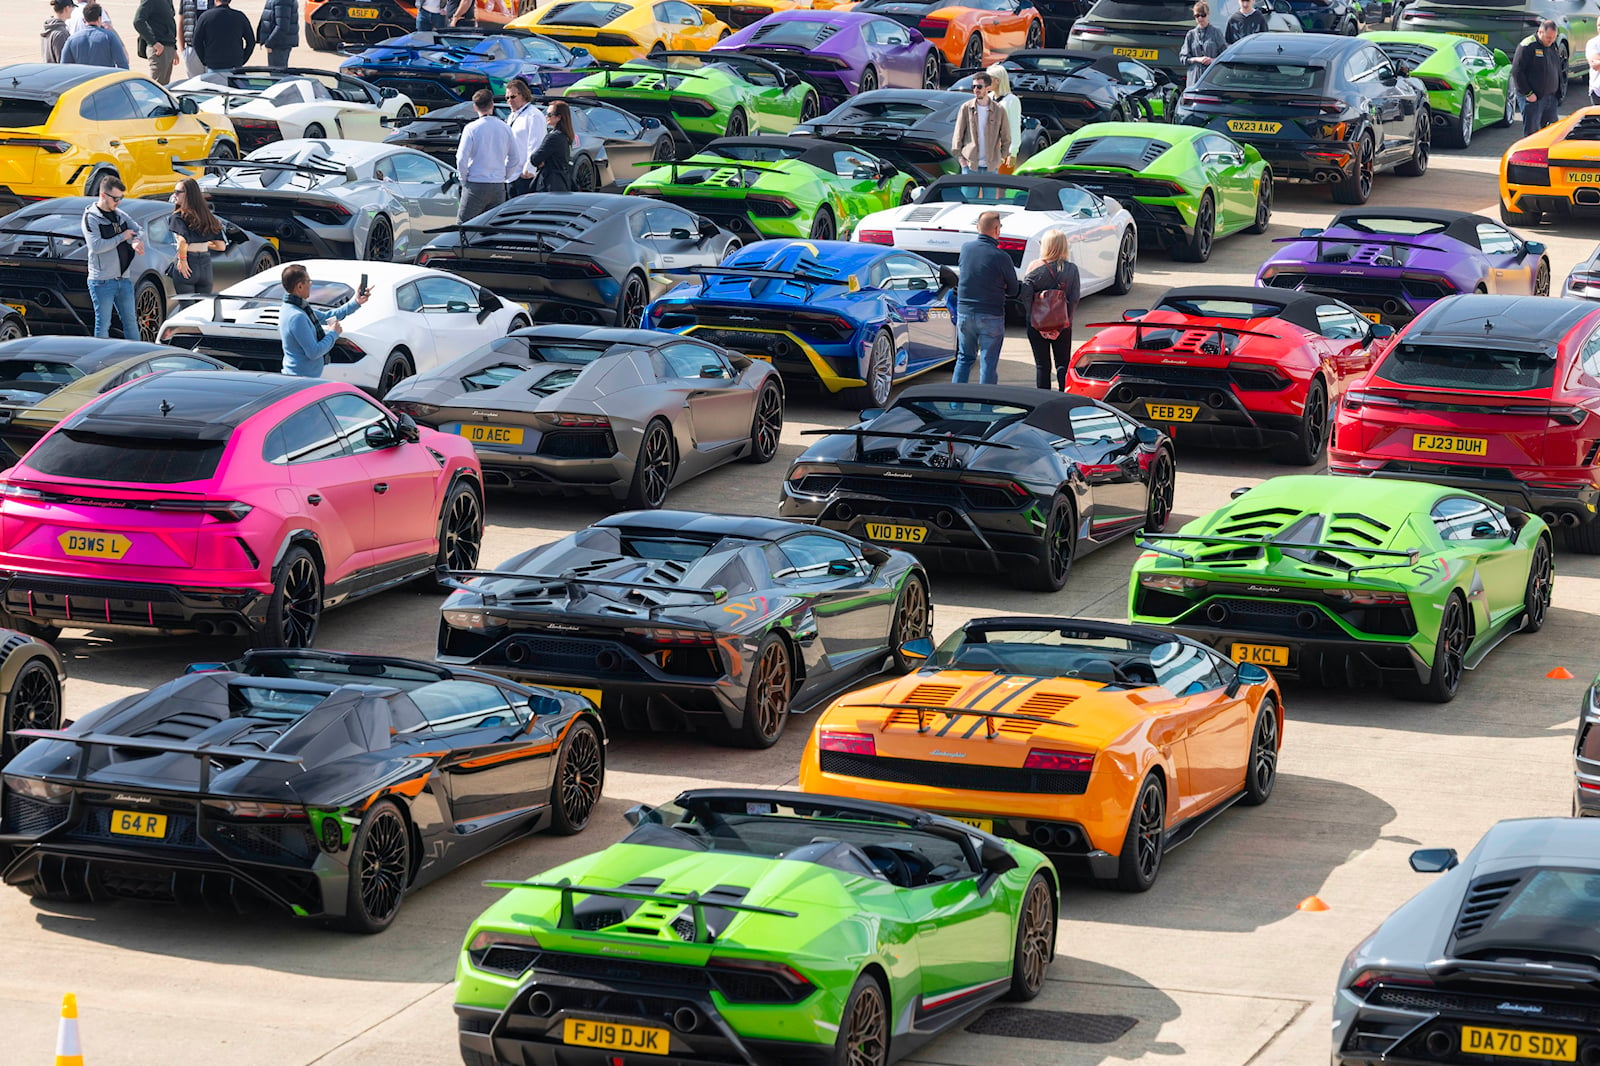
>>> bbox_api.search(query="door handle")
[307,493,323,505]
[157,137,169,144]
[109,140,121,147]
[374,482,389,494]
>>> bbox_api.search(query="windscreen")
[1375,343,1556,392]
[932,625,1222,691]
[0,96,55,128]
[464,337,612,369]
[1334,215,1449,236]
[1205,62,1326,93]
[1089,0,1196,20]
[821,100,939,124]
[874,398,1030,438]
[750,19,835,44]
[26,431,226,484]
[0,360,84,396]
[615,531,723,562]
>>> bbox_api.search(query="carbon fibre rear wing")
[1135,532,1420,577]
[439,567,729,607]
[0,227,82,259]
[871,703,1061,739]
[481,877,798,941]
[798,427,1018,461]
[12,729,304,793]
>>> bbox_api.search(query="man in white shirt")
[455,87,521,222]
[68,0,116,34]
[505,77,547,198]
[1587,30,1600,106]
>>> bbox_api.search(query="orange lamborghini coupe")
[798,616,1283,891]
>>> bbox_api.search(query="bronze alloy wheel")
[1017,877,1054,996]
[441,488,483,572]
[356,805,408,924]
[554,722,603,833]
[842,981,887,1066]
[135,282,163,342]
[749,640,791,741]
[896,579,929,644]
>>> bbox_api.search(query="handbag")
[1029,265,1070,340]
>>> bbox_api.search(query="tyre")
[377,349,414,397]
[508,314,530,333]
[829,976,889,1066]
[1395,110,1429,176]
[338,799,410,934]
[1494,89,1515,127]
[1004,873,1055,1002]
[616,271,647,328]
[1239,698,1279,807]
[1108,226,1136,295]
[250,246,279,275]
[1331,136,1374,205]
[1246,172,1272,234]
[625,418,676,509]
[1013,494,1074,592]
[922,50,941,88]
[1281,378,1328,466]
[1143,448,1174,533]
[572,154,598,193]
[716,633,792,749]
[3,657,60,761]
[304,122,327,139]
[1402,593,1467,703]
[1172,191,1214,262]
[1534,256,1551,296]
[396,103,416,121]
[726,108,749,137]
[1441,91,1473,148]
[1110,773,1164,892]
[651,136,676,163]
[204,140,238,176]
[548,717,604,835]
[861,66,879,92]
[838,329,895,409]
[1500,199,1541,226]
[799,93,820,123]
[1520,536,1552,634]
[255,545,322,649]
[962,32,984,69]
[888,574,932,672]
[808,205,836,242]
[744,380,783,464]
[133,277,164,342]
[363,214,395,262]
[900,181,918,205]
[649,41,666,57]
[433,479,483,578]
[0,315,25,342]
[1024,20,1042,47]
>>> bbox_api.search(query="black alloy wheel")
[1521,537,1552,634]
[1015,495,1074,591]
[1535,256,1551,296]
[1005,873,1055,1001]
[378,350,414,396]
[1025,20,1042,47]
[340,800,410,933]
[809,206,836,242]
[726,109,749,137]
[1240,699,1279,806]
[652,137,676,163]
[626,419,675,509]
[549,719,604,834]
[1247,173,1272,234]
[204,141,238,177]
[800,94,820,123]
[134,279,164,342]
[396,103,416,121]
[1175,192,1213,262]
[1109,227,1136,295]
[4,659,60,760]
[888,575,931,671]
[617,272,648,328]
[962,33,983,70]
[1112,774,1164,891]
[1408,594,1466,703]
[1284,378,1327,466]
[258,546,322,649]
[833,978,888,1066]
[1143,449,1174,532]
[573,154,598,193]
[364,215,394,262]
[1332,136,1374,204]
[304,122,327,139]
[745,381,783,463]
[1396,110,1429,176]
[439,483,483,573]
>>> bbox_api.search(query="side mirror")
[1470,521,1499,539]
[669,227,693,241]
[1409,847,1459,873]
[380,86,399,98]
[858,408,884,422]
[1022,115,1041,130]
[1226,661,1270,696]
[364,422,398,449]
[446,299,471,313]
[641,116,662,129]
[975,839,1020,893]
[1369,323,1395,339]
[396,411,420,443]
[860,543,891,566]
[179,96,199,115]
[1506,506,1530,534]
[851,164,878,180]
[877,162,896,181]
[827,558,856,575]
[1133,425,1161,445]
[1493,48,1508,64]
[936,265,958,291]
[697,216,719,239]
[623,803,655,827]
[570,45,590,56]
[1122,308,1148,320]
[442,172,459,191]
[1525,240,1547,256]
[1229,485,1251,499]
[898,637,934,662]
[698,364,727,378]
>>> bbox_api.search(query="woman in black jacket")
[1019,230,1080,390]
[168,176,226,295]
[531,100,575,193]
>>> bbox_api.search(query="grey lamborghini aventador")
[383,324,784,509]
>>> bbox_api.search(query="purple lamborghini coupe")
[711,11,940,107]
[1256,208,1551,327]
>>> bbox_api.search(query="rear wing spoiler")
[13,729,304,793]
[439,566,729,606]
[799,427,1017,461]
[1272,233,1442,261]
[1084,318,1279,348]
[173,157,358,182]
[631,160,789,180]
[421,221,557,249]
[1135,533,1420,577]
[481,877,798,941]
[0,227,82,258]
[871,702,1059,739]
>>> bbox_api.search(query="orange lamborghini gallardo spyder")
[798,616,1283,891]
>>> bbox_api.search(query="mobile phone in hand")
[358,273,369,298]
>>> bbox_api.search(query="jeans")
[416,8,448,30]
[960,165,991,174]
[1523,93,1560,136]
[171,254,214,295]
[266,47,291,70]
[88,277,138,340]
[952,312,1006,385]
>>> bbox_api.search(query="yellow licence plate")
[949,815,994,832]
[414,104,430,115]
[2,302,24,316]
[1231,642,1288,667]
[1413,432,1487,456]
[1570,171,1600,184]
[459,423,525,445]
[1227,120,1282,134]
[58,532,131,559]
[1112,47,1158,59]
[347,6,380,16]
[1145,403,1198,422]
[563,1019,669,1056]
[265,236,279,249]
[544,684,602,708]
[1361,310,1382,323]
[864,522,927,544]
[109,810,168,838]
[1461,1026,1576,1062]
[1447,31,1489,42]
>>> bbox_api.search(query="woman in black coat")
[1018,229,1081,390]
[531,100,575,193]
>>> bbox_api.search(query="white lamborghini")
[853,172,1138,298]
[171,68,416,151]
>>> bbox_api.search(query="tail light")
[385,400,440,419]
[1341,389,1402,411]
[748,196,799,218]
[3,775,71,802]
[857,229,894,245]
[818,731,875,756]
[1138,574,1204,590]
[918,16,950,30]
[537,412,610,427]
[1541,404,1588,426]
[995,236,1026,253]
[544,255,606,278]
[707,958,815,1003]
[202,800,306,818]
[294,200,352,224]
[625,627,717,645]
[1023,748,1093,772]
[959,474,1029,499]
[1071,22,1107,33]
[469,931,541,953]
[1348,969,1433,994]
[1181,93,1221,106]
[1416,76,1452,92]
[1404,7,1436,15]
[1329,589,1408,605]
[146,499,255,522]
[0,484,43,501]
[1509,147,1549,168]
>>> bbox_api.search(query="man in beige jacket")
[951,73,1011,174]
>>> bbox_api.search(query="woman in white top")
[986,63,1023,172]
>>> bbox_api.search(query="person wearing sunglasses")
[951,72,1010,176]
[81,176,146,340]
[1181,2,1225,88]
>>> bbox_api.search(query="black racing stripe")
[942,676,1042,737]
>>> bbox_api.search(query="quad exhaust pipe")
[1541,511,1582,527]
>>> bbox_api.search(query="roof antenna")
[159,399,173,416]
[1483,319,1493,333]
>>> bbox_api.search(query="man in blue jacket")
[952,211,1019,385]
[278,263,369,377]
[60,5,129,67]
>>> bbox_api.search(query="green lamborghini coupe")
[626,136,919,241]
[455,789,1057,1066]
[564,52,822,148]
[1128,475,1552,702]
[1366,31,1513,149]
[1016,121,1269,263]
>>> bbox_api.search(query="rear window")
[0,360,83,392]
[543,0,629,23]
[1456,869,1600,949]
[1206,62,1326,93]
[823,101,938,124]
[1376,343,1556,393]
[1059,136,1172,169]
[1157,297,1286,319]
[1089,0,1195,20]
[1334,215,1448,236]
[26,431,225,483]
[0,96,55,128]
[749,19,833,44]
[1374,42,1437,68]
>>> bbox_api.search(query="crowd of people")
[41,0,301,78]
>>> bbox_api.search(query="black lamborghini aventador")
[778,383,1175,591]
[0,649,605,933]
[436,511,932,749]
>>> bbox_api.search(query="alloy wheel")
[1025,20,1042,47]
[357,807,408,923]
[1535,257,1551,296]
[380,354,412,395]
[1357,139,1374,200]
[1046,503,1072,583]
[861,67,878,93]
[1134,782,1163,880]
[1438,598,1466,694]
[619,275,647,328]
[365,217,394,262]
[558,726,603,828]
[8,662,58,751]
[896,578,930,644]
[750,641,791,741]
[280,555,321,647]
[726,109,748,137]
[1304,383,1328,460]
[868,332,894,406]
[135,284,163,342]
[0,317,24,342]
[1527,541,1553,629]
[963,34,983,69]
[1114,230,1136,292]
[1144,451,1174,531]
[809,209,835,242]
[442,489,482,572]
[753,385,782,459]
[1251,707,1278,795]
[1017,878,1053,995]
[396,103,416,120]
[1459,91,1473,147]
[923,52,940,88]
[843,984,887,1066]
[637,424,673,507]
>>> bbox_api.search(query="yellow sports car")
[0,64,237,213]
[1500,104,1600,226]
[507,0,729,65]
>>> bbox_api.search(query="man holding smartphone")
[278,263,370,378]
[82,176,145,339]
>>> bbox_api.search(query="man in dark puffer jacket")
[256,0,298,70]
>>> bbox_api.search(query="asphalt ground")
[3,12,1600,1064]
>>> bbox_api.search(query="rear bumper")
[0,273,95,337]
[1094,384,1303,449]
[778,491,1045,573]
[1506,189,1600,215]
[410,261,621,324]
[1326,455,1600,523]
[1136,621,1428,685]
[1220,133,1361,183]
[472,451,631,498]
[307,10,417,50]
[0,570,270,636]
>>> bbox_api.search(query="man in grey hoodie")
[42,0,73,61]
[81,176,145,340]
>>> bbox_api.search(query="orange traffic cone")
[1548,667,1576,679]
[54,993,83,1066]
[1297,895,1330,912]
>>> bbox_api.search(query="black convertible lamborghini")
[778,384,1175,591]
[794,89,968,180]
[0,649,605,933]
[436,511,931,749]
[950,52,1178,155]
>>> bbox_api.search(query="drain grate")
[965,1007,1138,1044]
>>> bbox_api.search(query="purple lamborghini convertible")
[711,11,940,107]
[1257,208,1551,327]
